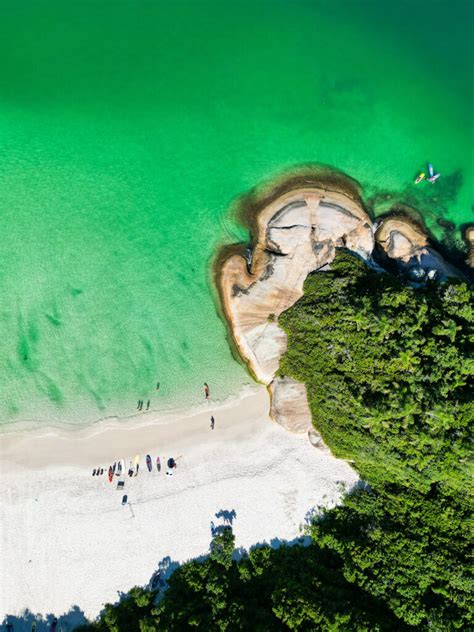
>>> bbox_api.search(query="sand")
[0,385,358,629]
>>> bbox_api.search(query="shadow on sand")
[1,606,87,631]
[1,505,319,630]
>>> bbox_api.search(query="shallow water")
[0,0,472,425]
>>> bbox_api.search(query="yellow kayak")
[415,172,425,184]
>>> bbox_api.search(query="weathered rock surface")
[376,216,461,280]
[465,225,474,268]
[308,427,330,452]
[217,181,462,439]
[269,377,314,434]
[218,186,373,434]
[375,216,428,262]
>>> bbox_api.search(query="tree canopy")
[77,527,403,631]
[76,250,473,631]
[279,251,473,629]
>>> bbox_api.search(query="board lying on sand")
[146,454,152,472]
[157,456,161,472]
[108,466,113,483]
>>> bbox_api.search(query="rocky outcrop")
[308,427,330,452]
[217,184,373,436]
[465,225,474,268]
[217,176,462,440]
[375,216,461,281]
[269,377,313,434]
[375,217,428,262]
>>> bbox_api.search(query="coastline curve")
[215,169,375,436]
[214,168,466,437]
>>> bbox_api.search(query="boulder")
[217,183,373,434]
[269,377,312,434]
[465,225,474,268]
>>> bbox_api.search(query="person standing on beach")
[146,400,150,410]
[204,382,210,399]
[210,415,215,430]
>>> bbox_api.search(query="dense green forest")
[76,526,403,631]
[77,251,473,631]
[279,252,473,630]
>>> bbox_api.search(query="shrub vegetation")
[78,251,473,631]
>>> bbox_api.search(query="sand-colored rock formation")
[269,377,313,434]
[465,225,474,268]
[217,178,462,438]
[376,216,461,280]
[375,217,428,262]
[218,185,373,435]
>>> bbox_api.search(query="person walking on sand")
[204,382,210,399]
[147,399,150,410]
[210,415,215,430]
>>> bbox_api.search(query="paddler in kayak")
[415,172,425,184]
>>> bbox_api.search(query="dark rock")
[437,218,455,232]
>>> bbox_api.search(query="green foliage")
[78,529,403,631]
[77,250,472,631]
[152,535,403,631]
[209,526,235,569]
[75,587,158,632]
[279,250,473,630]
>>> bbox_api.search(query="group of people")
[90,381,217,495]
[135,382,211,413]
[92,381,217,477]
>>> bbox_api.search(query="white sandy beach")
[0,385,358,629]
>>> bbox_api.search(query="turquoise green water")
[0,0,472,425]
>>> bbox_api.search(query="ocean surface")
[0,0,472,425]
